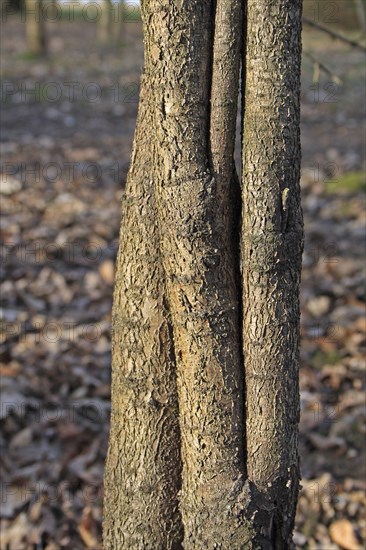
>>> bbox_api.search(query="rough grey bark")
[146,0,253,546]
[103,70,183,548]
[25,0,46,55]
[241,0,304,548]
[104,0,303,547]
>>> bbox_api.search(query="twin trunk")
[104,1,303,548]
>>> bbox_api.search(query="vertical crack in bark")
[206,0,216,171]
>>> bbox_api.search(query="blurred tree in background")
[25,0,46,55]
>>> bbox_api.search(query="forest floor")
[0,17,365,550]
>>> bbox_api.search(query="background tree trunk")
[112,0,124,44]
[25,0,46,55]
[355,0,366,34]
[104,0,303,547]
[98,0,113,45]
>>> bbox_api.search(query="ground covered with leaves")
[1,16,365,550]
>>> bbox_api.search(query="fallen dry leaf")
[308,432,346,451]
[329,519,362,550]
[78,507,100,548]
[0,512,29,548]
[9,427,33,449]
[99,260,115,285]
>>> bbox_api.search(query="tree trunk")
[241,1,303,547]
[356,0,366,34]
[98,0,113,45]
[103,71,183,549]
[112,0,124,44]
[25,0,46,56]
[149,0,258,545]
[104,0,303,547]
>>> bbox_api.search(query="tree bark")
[104,0,303,547]
[145,0,254,546]
[25,0,46,56]
[103,69,183,549]
[241,1,304,547]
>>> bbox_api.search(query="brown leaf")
[78,507,100,548]
[9,427,33,449]
[0,362,21,377]
[329,519,362,550]
[307,295,331,317]
[99,260,115,285]
[308,432,346,451]
[0,513,29,547]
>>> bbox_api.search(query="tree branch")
[303,50,342,84]
[303,16,366,52]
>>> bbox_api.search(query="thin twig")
[303,17,366,52]
[303,50,342,84]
